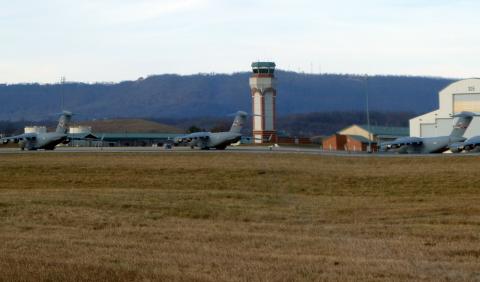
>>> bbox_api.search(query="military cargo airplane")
[174,111,247,150]
[380,111,476,154]
[1,111,84,150]
[449,135,480,153]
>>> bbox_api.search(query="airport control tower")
[249,62,277,143]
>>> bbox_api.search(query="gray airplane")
[174,111,247,150]
[1,111,74,150]
[380,111,476,154]
[449,135,480,153]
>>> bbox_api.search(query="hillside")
[156,111,415,137]
[76,119,184,134]
[0,111,413,137]
[0,72,454,121]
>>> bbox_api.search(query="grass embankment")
[0,153,479,281]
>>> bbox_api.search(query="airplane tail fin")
[56,111,73,134]
[450,111,476,137]
[229,111,248,134]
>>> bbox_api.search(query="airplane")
[449,135,480,153]
[379,111,477,154]
[0,111,88,151]
[174,111,247,150]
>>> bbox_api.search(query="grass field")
[0,153,479,281]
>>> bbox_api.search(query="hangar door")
[420,124,437,137]
[420,118,453,137]
[453,93,480,113]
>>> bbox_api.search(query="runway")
[0,145,479,157]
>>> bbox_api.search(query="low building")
[69,126,92,134]
[67,119,184,147]
[67,132,178,147]
[310,135,326,145]
[323,124,408,152]
[96,133,178,147]
[338,124,409,143]
[323,133,376,152]
[410,79,480,138]
[25,126,47,134]
[323,134,347,151]
[241,135,312,145]
[277,136,312,145]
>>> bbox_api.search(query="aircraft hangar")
[410,78,480,138]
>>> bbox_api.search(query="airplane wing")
[174,132,210,143]
[1,133,33,144]
[174,132,211,149]
[380,137,423,151]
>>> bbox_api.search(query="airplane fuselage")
[450,136,480,153]
[208,132,242,148]
[19,132,68,150]
[177,131,242,150]
[395,136,466,154]
[174,111,247,150]
[381,111,476,154]
[463,136,480,152]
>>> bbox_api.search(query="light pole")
[60,76,66,110]
[364,75,372,153]
[346,75,373,153]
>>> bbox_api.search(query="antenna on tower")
[60,76,66,111]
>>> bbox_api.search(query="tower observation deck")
[251,62,276,75]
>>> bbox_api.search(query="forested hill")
[0,71,454,121]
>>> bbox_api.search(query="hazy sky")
[1,0,479,83]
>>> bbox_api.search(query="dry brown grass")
[0,153,480,281]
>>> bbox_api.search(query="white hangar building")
[410,78,480,138]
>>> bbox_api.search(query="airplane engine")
[449,143,464,153]
[470,145,480,152]
[464,144,480,153]
[388,144,400,150]
[2,139,8,144]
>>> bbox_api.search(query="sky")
[1,0,480,83]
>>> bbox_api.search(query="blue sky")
[1,0,479,83]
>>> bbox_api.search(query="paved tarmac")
[0,145,479,157]
[0,145,332,155]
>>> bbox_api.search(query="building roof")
[439,78,480,94]
[357,125,409,137]
[251,62,276,68]
[68,133,99,139]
